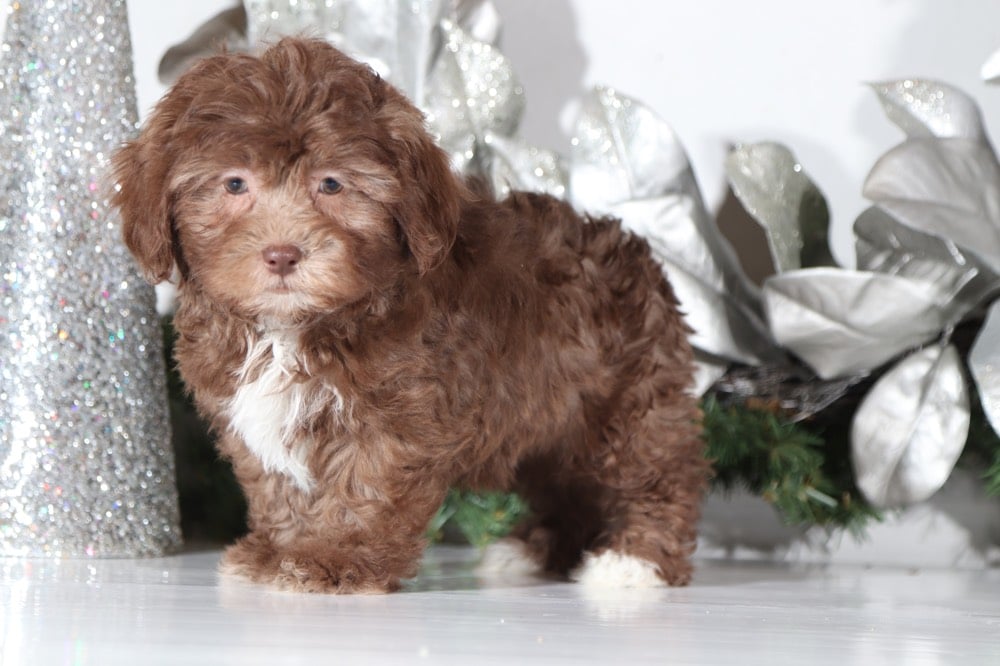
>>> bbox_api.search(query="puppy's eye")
[319,177,343,195]
[224,177,248,195]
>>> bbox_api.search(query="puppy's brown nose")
[262,245,303,276]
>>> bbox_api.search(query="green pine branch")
[702,396,880,534]
[961,396,1000,498]
[427,489,529,546]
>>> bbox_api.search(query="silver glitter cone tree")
[0,1,182,556]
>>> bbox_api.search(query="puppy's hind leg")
[571,398,709,588]
[481,457,606,579]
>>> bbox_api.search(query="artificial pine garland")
[983,449,1000,497]
[428,490,530,546]
[702,396,880,534]
[960,396,1000,498]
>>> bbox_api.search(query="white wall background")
[497,0,1000,263]
[120,1,1000,566]
[127,0,1000,263]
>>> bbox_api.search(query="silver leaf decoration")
[724,142,834,273]
[571,87,775,366]
[863,138,1000,273]
[763,268,953,379]
[851,344,969,508]
[424,18,525,173]
[570,86,696,211]
[452,0,502,45]
[968,301,1000,439]
[870,79,986,140]
[479,132,567,198]
[983,47,1000,84]
[692,355,728,398]
[610,195,774,365]
[854,206,992,325]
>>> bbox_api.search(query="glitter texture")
[870,79,985,141]
[724,142,835,273]
[0,0,182,557]
[425,18,524,174]
[479,132,567,198]
[430,18,524,141]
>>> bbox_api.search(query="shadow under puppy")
[113,37,709,593]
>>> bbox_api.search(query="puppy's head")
[113,38,463,321]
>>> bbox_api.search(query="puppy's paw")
[273,554,398,594]
[476,538,543,577]
[219,535,398,593]
[219,534,278,584]
[570,550,677,589]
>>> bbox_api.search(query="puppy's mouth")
[257,278,306,311]
[262,269,303,294]
[267,280,295,294]
[253,280,313,319]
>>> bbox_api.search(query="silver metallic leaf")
[968,301,1000,439]
[724,142,834,273]
[453,0,502,46]
[763,268,951,379]
[854,206,993,325]
[870,79,985,140]
[691,355,728,398]
[425,18,525,174]
[851,345,969,508]
[570,86,696,212]
[479,132,568,198]
[863,138,1000,274]
[570,87,775,365]
[984,47,1000,84]
[609,195,776,365]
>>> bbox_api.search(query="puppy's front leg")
[223,532,420,594]
[220,444,448,594]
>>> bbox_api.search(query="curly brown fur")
[113,37,708,593]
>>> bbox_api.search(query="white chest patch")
[226,331,341,493]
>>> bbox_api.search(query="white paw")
[570,551,665,588]
[476,539,542,577]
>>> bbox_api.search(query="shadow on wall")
[493,0,587,156]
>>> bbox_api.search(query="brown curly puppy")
[113,37,708,593]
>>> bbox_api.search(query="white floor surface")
[1,545,998,665]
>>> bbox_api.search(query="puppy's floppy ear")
[378,85,464,275]
[112,87,191,283]
[112,139,172,283]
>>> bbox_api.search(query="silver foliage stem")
[0,0,182,556]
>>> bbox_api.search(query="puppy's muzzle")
[263,244,303,277]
